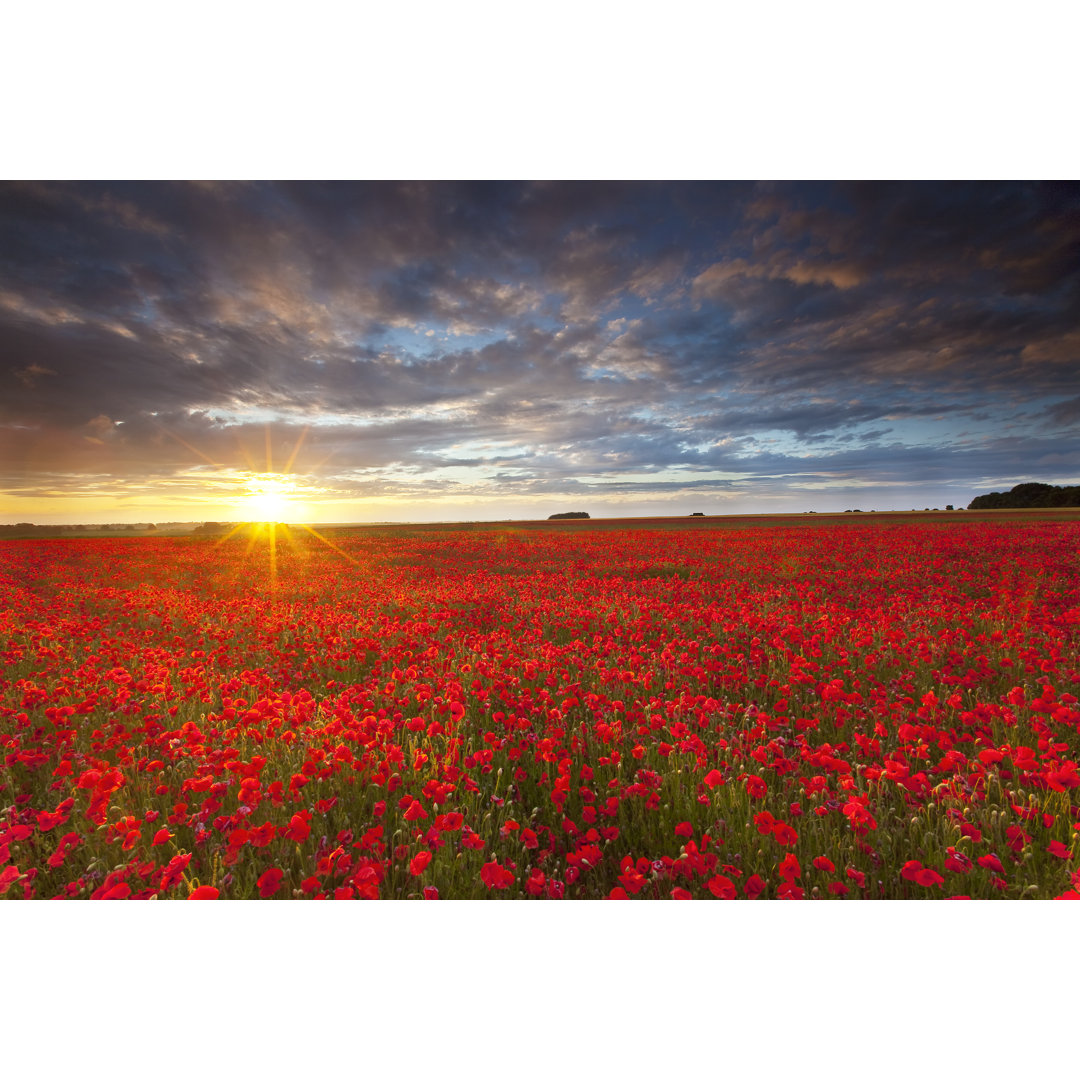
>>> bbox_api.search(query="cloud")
[1,180,1078,520]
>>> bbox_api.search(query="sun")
[243,474,296,522]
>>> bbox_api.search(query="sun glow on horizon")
[241,474,299,522]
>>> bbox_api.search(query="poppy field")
[2,516,1079,899]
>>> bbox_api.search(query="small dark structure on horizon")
[548,512,590,520]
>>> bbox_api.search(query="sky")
[2,180,1078,524]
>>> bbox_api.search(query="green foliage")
[968,482,1080,509]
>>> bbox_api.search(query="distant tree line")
[0,522,159,536]
[968,482,1080,509]
[548,511,590,520]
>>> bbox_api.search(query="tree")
[968,482,1080,509]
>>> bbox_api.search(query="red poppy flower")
[189,885,220,899]
[409,850,432,876]
[813,856,836,873]
[778,853,801,881]
[827,882,849,896]
[249,821,276,848]
[0,865,23,894]
[423,886,440,899]
[526,868,546,897]
[842,798,877,831]
[402,798,427,822]
[670,887,692,900]
[707,875,737,899]
[159,852,191,891]
[151,828,172,846]
[773,824,799,846]
[1046,841,1071,860]
[282,812,311,844]
[608,886,629,899]
[1045,761,1080,791]
[674,821,694,838]
[257,867,284,898]
[618,860,648,895]
[99,882,132,900]
[702,769,724,789]
[434,812,464,831]
[352,866,381,900]
[1005,825,1030,852]
[846,867,866,888]
[480,861,515,890]
[977,853,1005,873]
[36,809,69,832]
[745,775,768,799]
[944,847,972,874]
[744,874,766,899]
[901,860,944,887]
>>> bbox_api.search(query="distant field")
[4,507,1080,542]
[311,507,1080,537]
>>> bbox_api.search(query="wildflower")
[707,875,737,899]
[480,861,515,890]
[744,874,766,899]
[0,866,24,895]
[257,868,284,898]
[901,860,944,887]
[745,775,768,799]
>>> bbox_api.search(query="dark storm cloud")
[1,181,1078,518]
